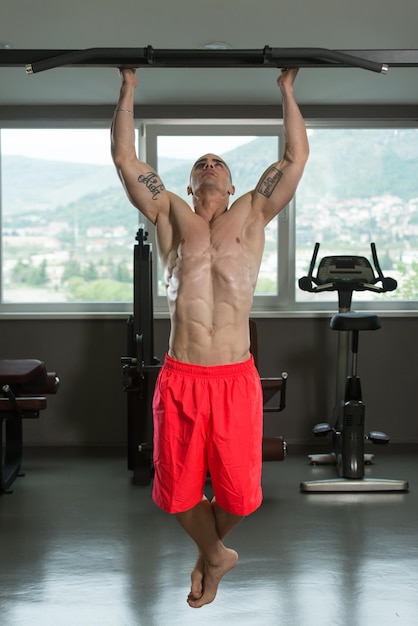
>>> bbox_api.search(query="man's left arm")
[253,68,309,225]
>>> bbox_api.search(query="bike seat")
[330,311,381,332]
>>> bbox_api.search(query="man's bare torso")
[156,192,265,365]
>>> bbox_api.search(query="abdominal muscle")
[165,238,259,366]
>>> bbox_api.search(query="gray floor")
[0,445,417,626]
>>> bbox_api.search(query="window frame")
[142,121,285,313]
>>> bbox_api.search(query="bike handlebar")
[298,243,398,294]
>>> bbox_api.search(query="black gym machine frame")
[121,227,161,486]
[299,243,408,493]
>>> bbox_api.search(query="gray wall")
[1,315,417,448]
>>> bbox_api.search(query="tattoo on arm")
[137,171,165,200]
[256,167,283,198]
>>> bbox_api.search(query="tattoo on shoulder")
[256,167,283,198]
[137,171,165,200]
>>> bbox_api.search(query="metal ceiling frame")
[0,46,418,75]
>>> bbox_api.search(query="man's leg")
[176,497,243,608]
[212,498,243,537]
[187,497,243,602]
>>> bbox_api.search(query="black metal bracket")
[2,384,23,419]
[3,46,418,74]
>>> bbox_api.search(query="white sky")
[1,129,255,164]
[1,129,111,164]
[157,135,256,159]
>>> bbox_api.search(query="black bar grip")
[370,242,383,278]
[298,242,320,291]
[370,242,397,291]
[26,47,150,74]
[265,47,387,73]
[308,242,320,279]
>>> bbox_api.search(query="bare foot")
[188,552,205,602]
[187,548,238,608]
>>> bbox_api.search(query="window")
[295,126,418,309]
[1,128,139,313]
[143,125,281,308]
[1,121,418,316]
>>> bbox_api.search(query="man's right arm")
[111,69,170,225]
[251,68,309,226]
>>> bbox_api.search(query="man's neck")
[192,190,229,222]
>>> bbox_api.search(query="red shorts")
[152,354,263,516]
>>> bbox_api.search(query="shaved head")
[190,154,233,184]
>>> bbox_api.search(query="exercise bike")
[299,242,408,492]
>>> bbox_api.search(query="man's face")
[188,154,234,196]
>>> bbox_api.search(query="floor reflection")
[0,447,417,625]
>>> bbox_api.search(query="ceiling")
[1,0,418,108]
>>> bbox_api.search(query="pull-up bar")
[22,47,389,75]
[4,46,418,75]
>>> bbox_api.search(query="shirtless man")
[111,67,308,608]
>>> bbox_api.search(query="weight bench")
[0,359,59,493]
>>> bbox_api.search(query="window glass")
[1,129,138,303]
[296,127,418,304]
